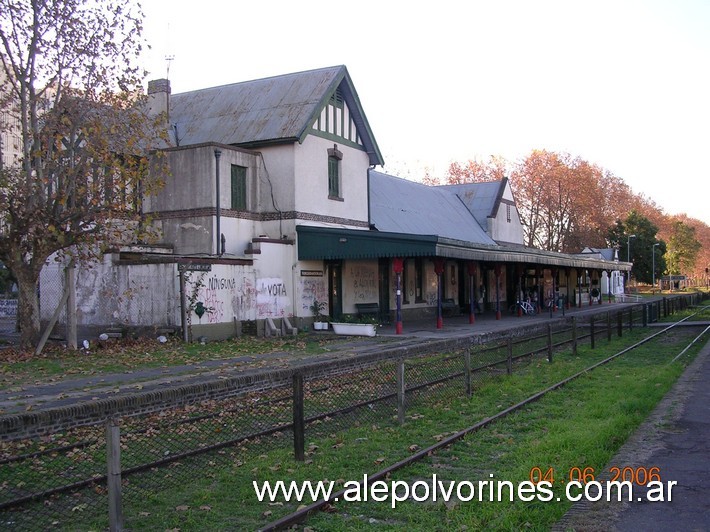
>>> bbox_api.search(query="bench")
[442,298,459,316]
[356,302,379,319]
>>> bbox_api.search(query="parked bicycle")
[510,299,535,315]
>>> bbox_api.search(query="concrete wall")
[342,260,378,314]
[146,144,263,255]
[41,255,179,331]
[252,241,294,319]
[294,261,328,320]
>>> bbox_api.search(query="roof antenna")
[164,22,174,80]
[165,54,175,80]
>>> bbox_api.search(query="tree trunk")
[16,270,41,349]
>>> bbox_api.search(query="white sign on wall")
[0,299,17,318]
[256,277,290,318]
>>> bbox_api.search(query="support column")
[551,268,558,312]
[434,258,445,329]
[516,265,523,317]
[536,266,543,313]
[467,261,477,325]
[393,258,404,335]
[494,263,502,320]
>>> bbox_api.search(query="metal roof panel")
[369,172,498,245]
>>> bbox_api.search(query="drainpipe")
[367,165,375,228]
[214,149,222,255]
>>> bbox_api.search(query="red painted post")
[434,258,445,329]
[393,258,404,335]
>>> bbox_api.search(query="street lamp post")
[652,243,660,294]
[626,234,636,293]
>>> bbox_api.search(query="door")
[326,261,342,320]
[378,258,391,323]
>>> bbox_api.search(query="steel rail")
[260,307,709,531]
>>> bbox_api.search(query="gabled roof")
[368,171,498,246]
[576,247,618,261]
[441,179,508,228]
[169,65,383,165]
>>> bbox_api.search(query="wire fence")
[0,295,700,530]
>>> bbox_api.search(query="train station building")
[40,65,630,339]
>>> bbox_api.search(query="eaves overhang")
[297,226,630,271]
[297,225,437,260]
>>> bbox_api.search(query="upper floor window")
[327,144,343,200]
[506,204,511,223]
[231,164,247,210]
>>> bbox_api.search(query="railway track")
[1,300,706,529]
[261,306,710,530]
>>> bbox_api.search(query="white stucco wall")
[184,263,257,326]
[341,260,378,314]
[294,261,328,319]
[293,136,370,225]
[490,183,524,245]
[252,241,295,319]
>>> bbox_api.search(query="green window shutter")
[328,156,339,197]
[231,165,247,210]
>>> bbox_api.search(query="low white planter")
[331,322,377,337]
[313,321,328,331]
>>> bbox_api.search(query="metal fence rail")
[0,295,702,529]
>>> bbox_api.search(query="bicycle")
[510,300,535,315]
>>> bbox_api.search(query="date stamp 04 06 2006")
[528,465,678,502]
[530,466,664,486]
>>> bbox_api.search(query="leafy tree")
[445,156,508,184]
[666,219,700,276]
[0,0,167,348]
[510,150,606,252]
[608,211,666,284]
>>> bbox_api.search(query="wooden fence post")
[606,312,612,342]
[464,349,472,398]
[106,418,123,532]
[293,373,305,461]
[506,337,513,375]
[617,310,623,337]
[590,317,595,350]
[396,360,406,425]
[571,317,577,357]
[65,263,77,350]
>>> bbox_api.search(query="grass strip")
[5,324,704,530]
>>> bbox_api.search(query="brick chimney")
[147,78,171,123]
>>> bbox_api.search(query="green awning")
[297,225,631,272]
[297,225,437,260]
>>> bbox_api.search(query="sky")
[141,0,710,224]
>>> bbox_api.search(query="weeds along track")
[0,300,706,530]
[262,305,710,530]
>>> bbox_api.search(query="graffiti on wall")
[349,265,377,302]
[231,276,255,320]
[300,277,327,315]
[188,271,241,324]
[256,277,290,318]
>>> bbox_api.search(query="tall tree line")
[422,150,708,283]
